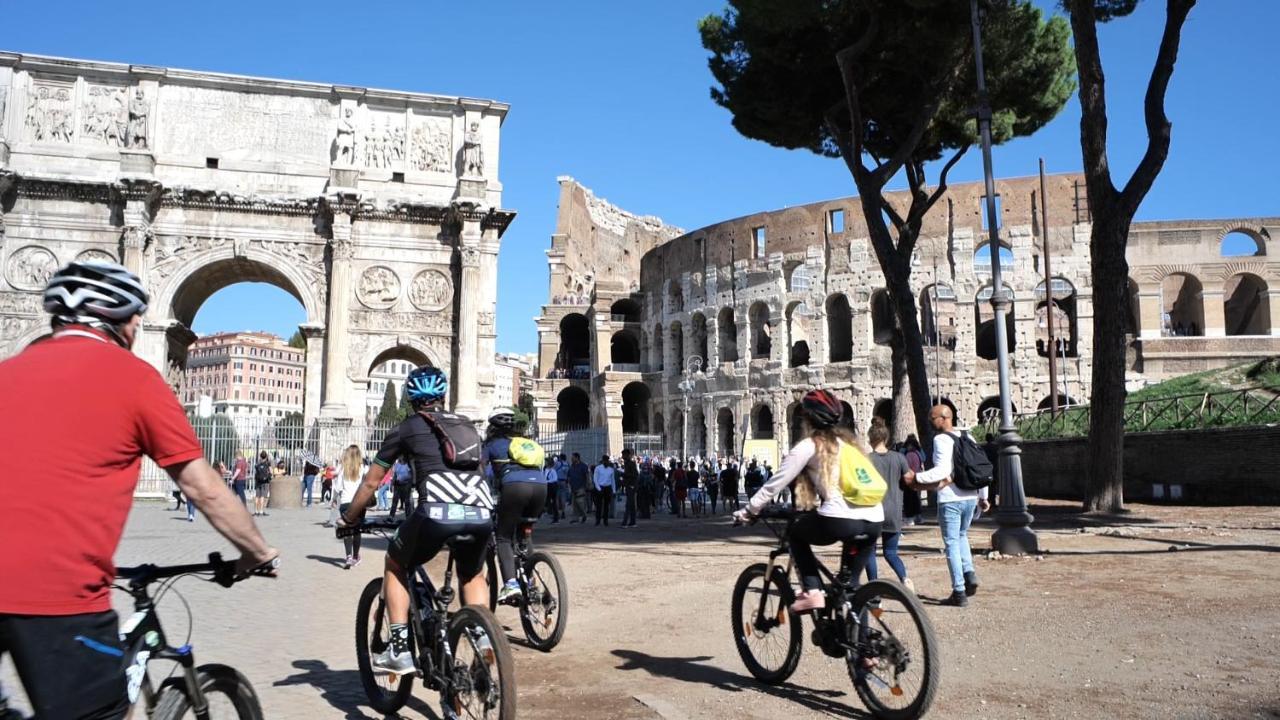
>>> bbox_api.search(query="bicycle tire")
[485,550,499,613]
[446,606,516,720]
[355,577,414,714]
[151,664,262,720]
[848,579,941,720]
[730,563,802,684]
[520,550,569,651]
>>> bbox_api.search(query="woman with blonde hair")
[333,444,364,569]
[734,389,883,614]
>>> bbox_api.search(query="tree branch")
[881,199,907,234]
[918,144,970,219]
[1067,0,1119,203]
[1118,0,1196,218]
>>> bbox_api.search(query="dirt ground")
[3,498,1279,719]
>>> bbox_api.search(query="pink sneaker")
[789,589,826,614]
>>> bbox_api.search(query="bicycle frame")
[118,590,208,717]
[403,556,459,692]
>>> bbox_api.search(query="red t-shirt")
[0,328,204,615]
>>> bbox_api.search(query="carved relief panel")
[24,82,75,144]
[357,265,401,309]
[409,115,453,173]
[6,246,58,290]
[82,85,128,147]
[407,269,452,311]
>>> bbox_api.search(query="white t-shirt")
[336,473,361,504]
[915,430,989,504]
[747,438,884,522]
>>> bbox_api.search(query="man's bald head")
[929,404,954,430]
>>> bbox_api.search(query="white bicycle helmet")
[43,260,150,326]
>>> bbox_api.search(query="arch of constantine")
[0,52,514,422]
[530,176,1278,455]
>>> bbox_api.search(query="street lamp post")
[678,355,703,462]
[970,0,1038,554]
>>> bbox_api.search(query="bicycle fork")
[751,547,794,634]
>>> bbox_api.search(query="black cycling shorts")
[0,610,130,719]
[389,502,493,579]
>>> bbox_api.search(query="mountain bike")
[341,517,516,720]
[0,553,277,720]
[482,516,569,651]
[732,506,941,720]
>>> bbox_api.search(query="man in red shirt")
[0,261,278,719]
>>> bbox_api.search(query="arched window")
[1035,277,1078,358]
[1220,230,1265,257]
[556,386,590,431]
[870,289,895,346]
[919,284,956,349]
[621,382,651,433]
[1161,273,1204,337]
[691,312,708,365]
[974,243,1014,278]
[668,281,684,314]
[610,298,641,322]
[826,294,852,362]
[749,302,772,359]
[610,330,641,365]
[652,323,664,372]
[558,313,590,374]
[786,301,811,367]
[751,404,775,439]
[1224,273,1270,336]
[787,263,812,293]
[718,307,738,363]
[975,284,1017,360]
[717,407,736,457]
[669,321,685,371]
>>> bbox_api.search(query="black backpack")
[417,411,483,470]
[254,461,271,483]
[951,431,995,491]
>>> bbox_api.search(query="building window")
[752,226,766,258]
[980,194,1003,231]
[829,209,845,233]
[206,157,219,169]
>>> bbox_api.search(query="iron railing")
[1012,385,1280,440]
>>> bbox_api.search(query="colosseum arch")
[872,398,894,427]
[975,283,1017,360]
[717,406,736,457]
[870,289,895,346]
[611,298,642,322]
[787,262,813,293]
[558,313,591,373]
[667,280,684,314]
[749,301,773,359]
[826,293,853,362]
[1035,277,1078,358]
[1038,393,1075,410]
[786,400,803,448]
[1161,272,1205,336]
[786,301,812,367]
[621,382,651,433]
[689,405,707,456]
[1125,278,1142,336]
[690,312,709,365]
[718,307,739,363]
[669,408,685,453]
[556,386,591,431]
[610,328,642,366]
[977,395,1002,425]
[669,321,685,371]
[1219,226,1267,257]
[1224,272,1270,336]
[652,323,664,371]
[919,283,956,349]
[751,403,775,439]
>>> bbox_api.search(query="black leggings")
[790,513,882,591]
[496,482,546,582]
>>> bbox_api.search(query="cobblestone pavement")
[4,499,1280,719]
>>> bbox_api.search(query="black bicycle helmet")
[800,389,842,428]
[43,260,149,325]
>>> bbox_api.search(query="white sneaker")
[497,579,521,604]
[903,577,917,594]
[372,647,415,674]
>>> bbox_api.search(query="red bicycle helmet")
[800,389,842,428]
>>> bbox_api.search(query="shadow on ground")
[610,648,873,719]
[275,659,441,720]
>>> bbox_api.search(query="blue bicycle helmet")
[405,365,448,406]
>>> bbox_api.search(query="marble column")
[1268,291,1280,337]
[453,219,483,417]
[1202,290,1225,337]
[300,323,326,423]
[320,229,354,418]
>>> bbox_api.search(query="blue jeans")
[187,500,197,521]
[302,475,315,506]
[376,483,391,510]
[865,531,908,582]
[938,499,977,593]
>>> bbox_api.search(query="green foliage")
[699,0,1075,163]
[397,381,413,420]
[188,412,241,466]
[511,404,531,436]
[287,329,307,349]
[1060,0,1140,22]
[277,411,305,450]
[375,381,401,425]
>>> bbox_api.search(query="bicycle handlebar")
[335,516,401,539]
[117,552,279,589]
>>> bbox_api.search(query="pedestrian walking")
[230,453,249,508]
[568,452,590,523]
[320,463,335,503]
[593,455,616,526]
[301,456,319,507]
[375,466,392,510]
[388,457,413,518]
[671,460,687,517]
[651,459,667,515]
[252,451,272,517]
[620,449,639,527]
[902,435,926,525]
[544,458,561,524]
[914,405,989,607]
[638,460,654,519]
[864,418,943,594]
[332,444,363,569]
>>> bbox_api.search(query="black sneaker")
[940,591,968,607]
[964,571,980,597]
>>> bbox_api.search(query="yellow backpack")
[838,442,888,506]
[508,436,546,469]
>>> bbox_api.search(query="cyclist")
[733,389,883,614]
[339,366,494,674]
[481,409,547,603]
[0,260,277,720]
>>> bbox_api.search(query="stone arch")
[786,401,804,448]
[872,398,894,427]
[653,412,666,443]
[1125,278,1141,336]
[610,328,642,365]
[669,320,685,371]
[622,381,651,433]
[975,283,1017,360]
[973,242,1014,277]
[751,403,775,439]
[558,313,591,373]
[826,293,853,362]
[919,283,956,349]
[556,386,590,431]
[153,250,323,330]
[1035,277,1078,358]
[1161,272,1204,336]
[690,312,708,365]
[689,405,706,457]
[1038,393,1075,411]
[839,400,857,434]
[1218,226,1267,257]
[360,337,440,382]
[870,289,895,346]
[652,323,664,371]
[610,298,641,322]
[749,301,772,359]
[786,262,813,293]
[667,280,684,314]
[718,306,738,363]
[785,301,812,368]
[717,406,736,457]
[932,395,958,420]
[977,395,1002,425]
[1224,273,1270,336]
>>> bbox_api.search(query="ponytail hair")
[867,417,890,448]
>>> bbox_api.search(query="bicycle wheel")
[848,580,941,720]
[520,550,568,651]
[355,578,414,714]
[446,607,516,720]
[730,563,802,684]
[485,550,499,613]
[152,664,262,719]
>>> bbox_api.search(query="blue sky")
[5,1,1275,353]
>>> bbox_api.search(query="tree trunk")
[889,336,914,443]
[1084,211,1131,512]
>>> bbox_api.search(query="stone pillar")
[1138,289,1163,340]
[476,227,501,411]
[452,218,484,417]
[320,227,354,418]
[1202,289,1226,337]
[1269,291,1280,337]
[300,323,326,423]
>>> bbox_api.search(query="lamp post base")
[991,523,1039,555]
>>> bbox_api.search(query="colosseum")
[529,174,1278,458]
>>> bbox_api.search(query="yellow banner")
[740,439,780,470]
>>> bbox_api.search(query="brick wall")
[1020,426,1280,504]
